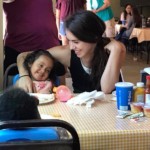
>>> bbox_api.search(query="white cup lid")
[136,82,144,87]
[115,82,134,87]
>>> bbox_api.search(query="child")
[0,87,40,121]
[23,50,57,94]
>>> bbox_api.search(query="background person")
[120,3,133,25]
[56,0,86,45]
[87,0,115,38]
[17,10,126,94]
[118,6,142,44]
[3,0,60,74]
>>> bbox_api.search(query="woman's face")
[30,55,53,81]
[66,30,96,59]
[125,5,132,14]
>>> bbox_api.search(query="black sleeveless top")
[69,51,122,93]
[69,51,101,93]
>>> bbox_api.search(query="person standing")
[3,0,60,74]
[56,0,86,45]
[87,0,115,38]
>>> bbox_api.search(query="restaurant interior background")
[0,1,149,90]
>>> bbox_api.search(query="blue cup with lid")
[115,82,134,111]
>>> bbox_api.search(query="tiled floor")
[122,51,149,85]
[66,50,150,90]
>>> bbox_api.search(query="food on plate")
[29,93,55,104]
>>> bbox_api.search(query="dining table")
[129,27,150,64]
[38,94,150,150]
[130,27,150,43]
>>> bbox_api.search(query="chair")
[3,63,18,90]
[0,119,80,150]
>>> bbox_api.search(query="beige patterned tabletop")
[38,95,150,150]
[130,27,150,43]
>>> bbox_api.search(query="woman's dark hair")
[123,3,132,20]
[132,7,142,27]
[65,10,110,89]
[24,49,56,82]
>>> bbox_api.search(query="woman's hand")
[18,76,33,93]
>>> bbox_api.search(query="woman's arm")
[17,45,71,92]
[120,12,124,21]
[101,40,126,94]
[56,8,61,41]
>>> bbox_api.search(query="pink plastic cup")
[56,85,72,102]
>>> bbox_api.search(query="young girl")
[23,50,57,94]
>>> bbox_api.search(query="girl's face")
[30,55,53,81]
[125,5,132,14]
[66,30,96,59]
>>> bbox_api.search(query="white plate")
[29,93,55,104]
[41,114,54,119]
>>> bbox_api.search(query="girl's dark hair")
[65,10,110,89]
[24,49,56,82]
[132,7,142,27]
[123,3,132,20]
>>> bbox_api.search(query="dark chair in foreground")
[0,119,80,150]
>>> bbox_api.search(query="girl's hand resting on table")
[17,76,33,93]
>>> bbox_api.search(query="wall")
[0,1,3,90]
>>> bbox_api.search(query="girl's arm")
[100,40,126,94]
[17,45,71,92]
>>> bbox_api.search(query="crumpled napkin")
[66,90,105,107]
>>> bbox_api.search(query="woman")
[120,6,141,44]
[17,10,126,94]
[120,3,133,25]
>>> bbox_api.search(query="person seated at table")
[120,3,133,25]
[17,10,126,94]
[115,4,133,40]
[119,6,141,44]
[16,49,66,94]
[0,87,40,121]
[0,87,69,140]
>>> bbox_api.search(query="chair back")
[3,63,18,90]
[3,63,60,90]
[0,119,80,150]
